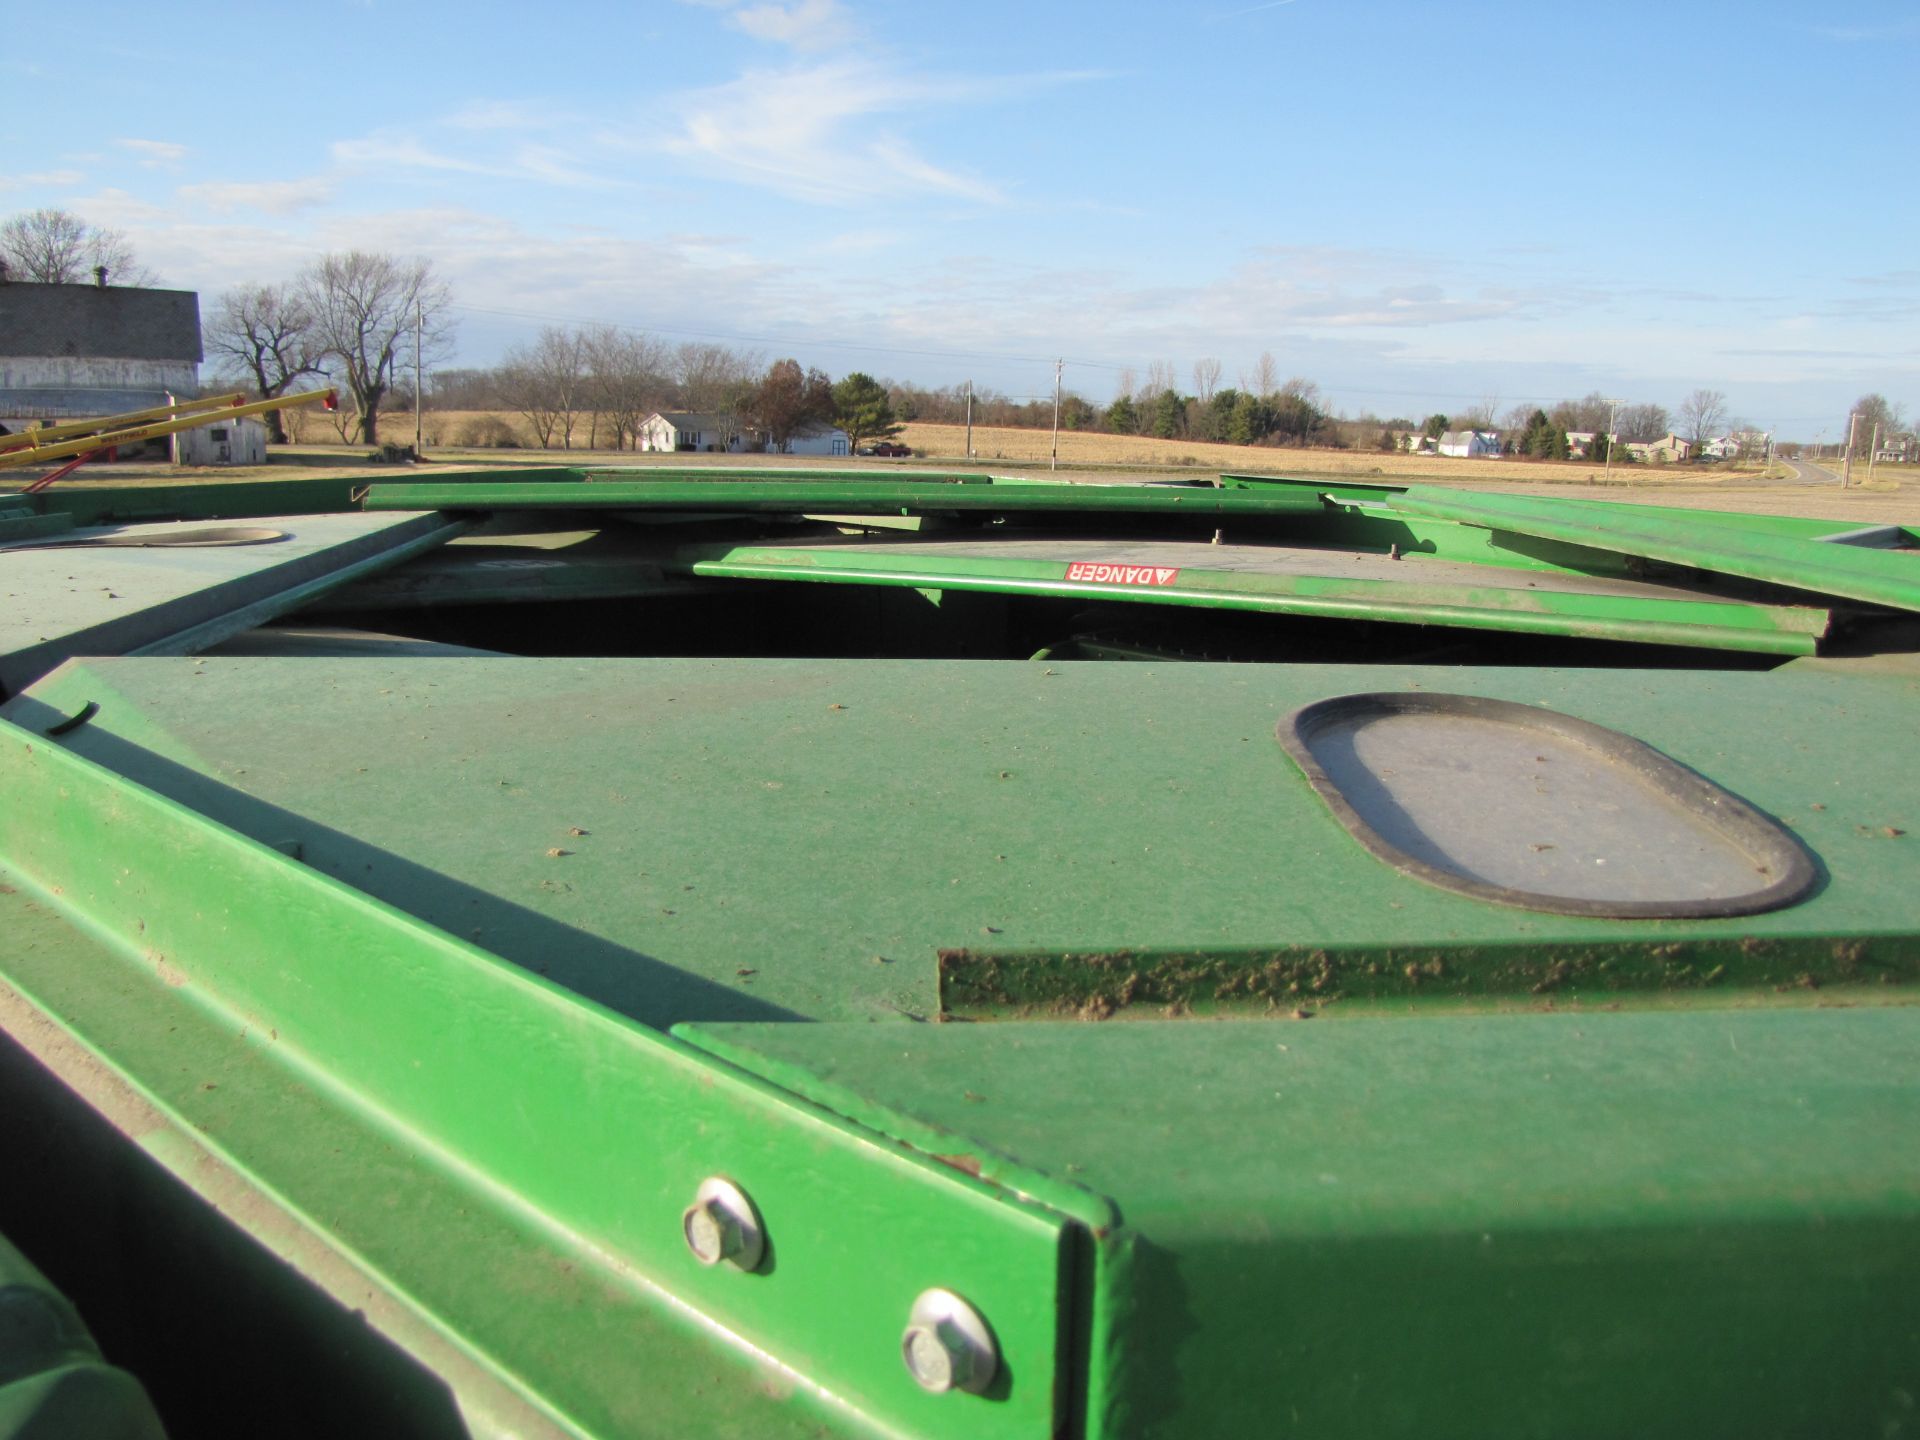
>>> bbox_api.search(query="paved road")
[1783,456,1840,485]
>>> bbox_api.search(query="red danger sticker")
[1064,562,1181,586]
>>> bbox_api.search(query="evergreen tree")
[1150,389,1185,439]
[831,371,900,452]
[1227,392,1263,445]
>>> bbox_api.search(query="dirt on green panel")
[938,932,1920,1020]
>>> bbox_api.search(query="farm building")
[1567,431,1597,458]
[0,277,201,429]
[639,412,743,453]
[1438,429,1501,458]
[776,423,850,457]
[173,416,268,467]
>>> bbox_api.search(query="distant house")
[1438,429,1501,458]
[638,412,742,453]
[1566,431,1597,459]
[774,423,850,457]
[1703,431,1768,460]
[1626,432,1694,463]
[1404,433,1437,455]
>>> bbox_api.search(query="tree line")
[431,333,904,454]
[5,210,1911,460]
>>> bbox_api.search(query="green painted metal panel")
[578,466,1004,484]
[0,511,466,697]
[0,510,76,542]
[1,477,373,524]
[667,539,1828,654]
[1223,472,1917,540]
[1390,486,1920,613]
[9,657,1918,1033]
[680,1014,1920,1440]
[0,718,1073,1440]
[359,478,1327,518]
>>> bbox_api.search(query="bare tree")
[582,326,670,451]
[674,342,758,411]
[501,327,587,449]
[299,252,453,445]
[675,341,759,449]
[1142,359,1178,404]
[1191,357,1222,405]
[0,208,157,285]
[204,285,326,443]
[1547,391,1612,435]
[1451,397,1496,430]
[1616,402,1670,444]
[1677,388,1728,448]
[1250,351,1279,399]
[1849,393,1905,458]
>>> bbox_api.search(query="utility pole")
[1869,421,1881,483]
[414,297,424,458]
[1050,359,1062,473]
[964,380,973,459]
[1603,397,1621,485]
[1842,411,1858,488]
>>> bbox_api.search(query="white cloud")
[179,179,336,215]
[331,134,495,176]
[727,0,853,50]
[0,169,85,189]
[329,128,624,190]
[115,138,187,168]
[443,100,565,132]
[651,61,1008,204]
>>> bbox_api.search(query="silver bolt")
[680,1177,764,1272]
[901,1288,997,1395]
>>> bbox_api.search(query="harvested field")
[9,411,1913,526]
[903,422,1717,484]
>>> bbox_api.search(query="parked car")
[859,441,911,457]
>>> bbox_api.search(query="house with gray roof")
[0,279,202,427]
[1438,429,1501,458]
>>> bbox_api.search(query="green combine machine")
[2,467,1916,1438]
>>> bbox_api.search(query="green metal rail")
[1390,487,1920,613]
[359,478,1326,518]
[668,541,1830,654]
[0,715,1075,1440]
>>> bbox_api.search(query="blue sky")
[6,0,1916,439]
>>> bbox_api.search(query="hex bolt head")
[680,1177,764,1273]
[900,1288,998,1396]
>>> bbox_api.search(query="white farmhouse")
[1438,429,1501,458]
[1703,431,1769,460]
[639,412,742,453]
